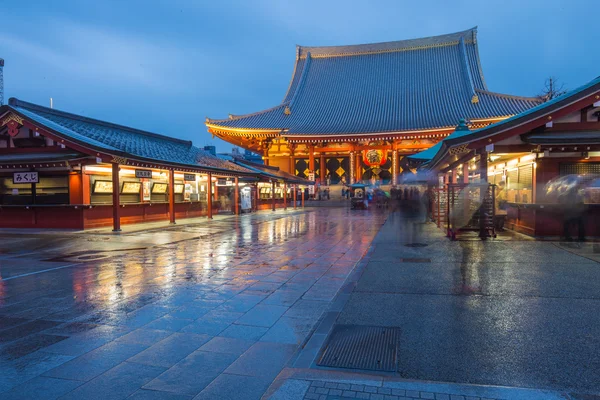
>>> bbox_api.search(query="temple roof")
[4,98,254,175]
[409,75,600,167]
[207,28,541,137]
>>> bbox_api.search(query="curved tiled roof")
[207,28,540,136]
[409,75,600,166]
[7,98,254,175]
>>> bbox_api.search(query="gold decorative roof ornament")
[1,113,24,127]
[284,106,291,115]
[229,114,234,120]
[471,94,479,104]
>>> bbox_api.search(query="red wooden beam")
[111,162,121,232]
[271,181,276,212]
[169,169,175,224]
[293,184,297,209]
[207,173,213,219]
[234,176,239,215]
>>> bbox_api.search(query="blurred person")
[494,182,508,231]
[560,184,585,241]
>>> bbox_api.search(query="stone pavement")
[0,208,386,399]
[294,209,598,398]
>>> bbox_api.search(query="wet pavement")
[3,207,600,399]
[0,208,386,399]
[336,210,600,397]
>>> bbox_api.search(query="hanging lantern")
[362,149,387,166]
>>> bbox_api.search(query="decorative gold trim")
[206,123,281,134]
[1,113,24,127]
[471,94,479,104]
[284,106,291,115]
[111,156,128,164]
[448,144,470,156]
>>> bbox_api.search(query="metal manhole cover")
[400,258,431,263]
[317,325,400,372]
[404,243,428,247]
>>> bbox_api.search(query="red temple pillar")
[301,187,305,208]
[308,145,315,173]
[479,153,488,239]
[451,169,458,184]
[283,182,287,210]
[169,169,175,224]
[111,162,121,232]
[271,181,276,211]
[293,184,297,209]
[356,152,362,182]
[463,163,469,184]
[207,173,213,219]
[254,183,259,211]
[320,154,326,185]
[234,176,239,215]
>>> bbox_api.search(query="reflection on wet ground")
[339,210,600,396]
[0,208,387,399]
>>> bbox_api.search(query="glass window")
[36,176,69,205]
[0,175,69,205]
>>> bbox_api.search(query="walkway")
[0,208,386,399]
[270,210,600,399]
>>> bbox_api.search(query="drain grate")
[400,258,431,263]
[404,243,428,247]
[317,325,400,372]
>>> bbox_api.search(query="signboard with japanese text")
[184,173,196,182]
[308,173,315,195]
[13,172,39,184]
[135,170,152,179]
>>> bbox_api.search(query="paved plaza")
[1,208,600,399]
[0,209,385,399]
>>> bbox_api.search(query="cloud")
[0,19,189,92]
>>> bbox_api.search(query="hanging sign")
[13,172,39,184]
[362,149,388,166]
[217,178,227,186]
[135,169,152,179]
[308,172,315,195]
[184,173,196,182]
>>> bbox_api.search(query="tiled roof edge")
[8,98,193,147]
[206,103,288,125]
[475,89,542,103]
[288,52,312,109]
[297,27,477,58]
[281,47,302,103]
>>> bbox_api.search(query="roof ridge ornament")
[284,106,291,115]
[455,119,470,132]
[471,94,479,104]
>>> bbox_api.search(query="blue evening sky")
[1,0,597,152]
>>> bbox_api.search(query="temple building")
[206,28,541,186]
[410,75,600,238]
[0,98,309,230]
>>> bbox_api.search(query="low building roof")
[3,98,255,176]
[410,75,600,168]
[207,28,540,137]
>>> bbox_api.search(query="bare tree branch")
[538,76,568,102]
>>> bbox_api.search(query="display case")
[152,183,168,194]
[121,181,141,194]
[93,180,113,194]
